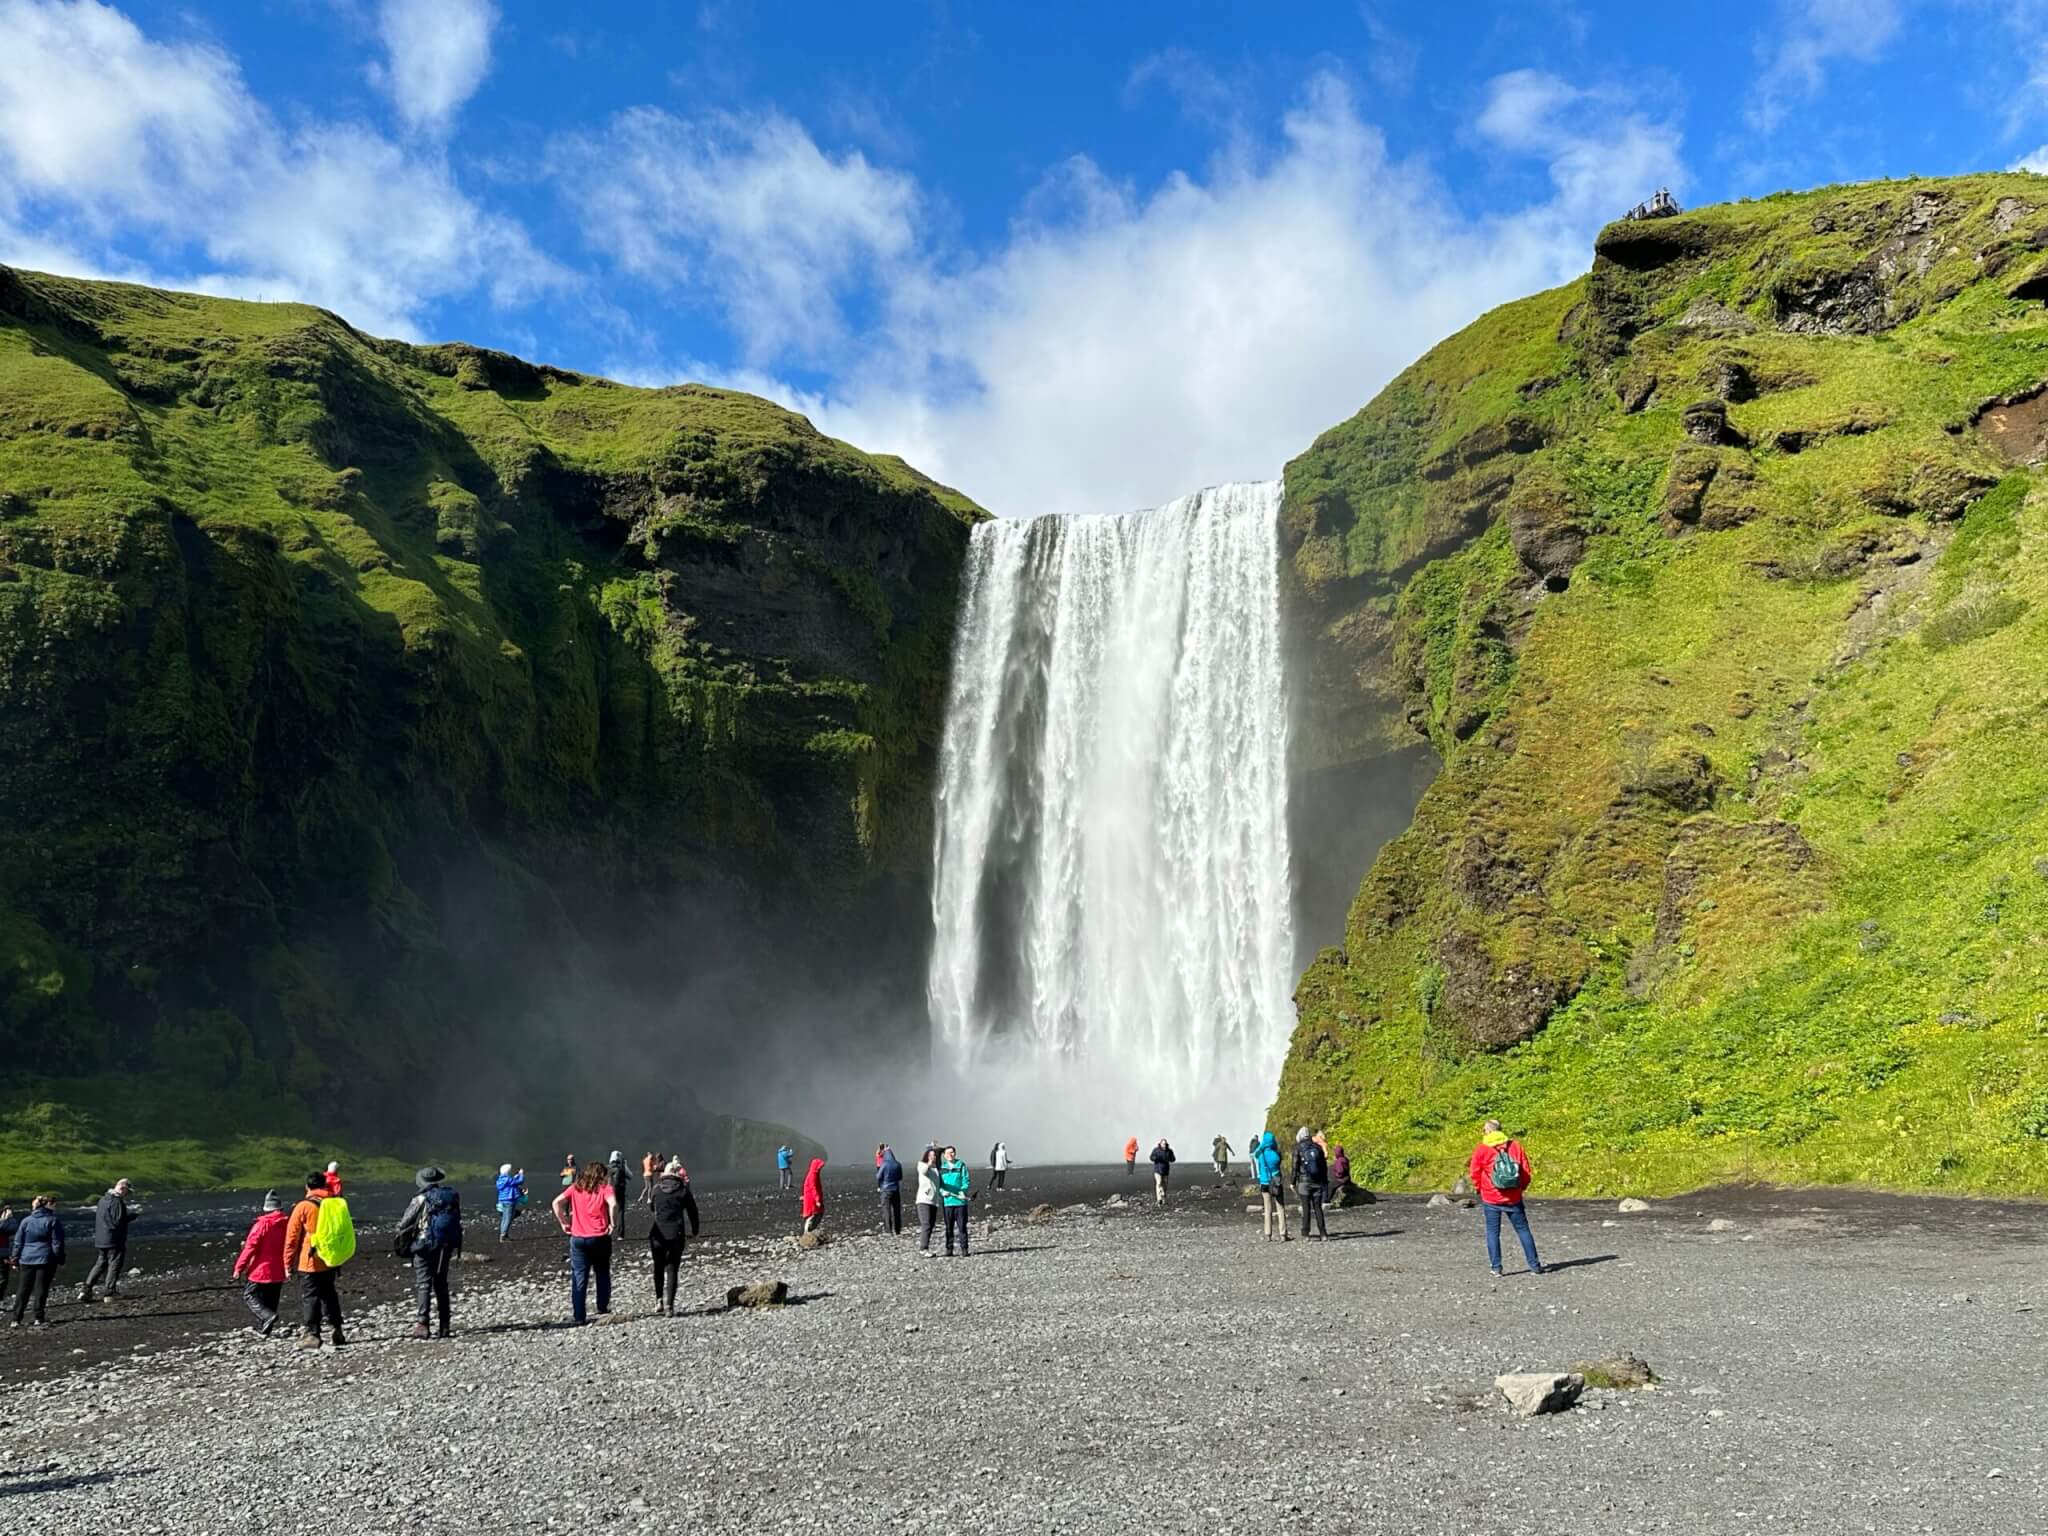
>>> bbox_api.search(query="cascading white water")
[926,481,1295,1132]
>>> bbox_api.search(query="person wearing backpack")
[647,1159,697,1316]
[1292,1128,1329,1240]
[1252,1131,1289,1242]
[230,1190,288,1335]
[1468,1120,1543,1277]
[396,1167,462,1339]
[283,1172,352,1349]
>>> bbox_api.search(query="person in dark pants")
[606,1151,632,1238]
[1292,1128,1329,1240]
[8,1196,64,1327]
[876,1145,904,1234]
[937,1146,972,1257]
[647,1160,698,1315]
[991,1142,1010,1188]
[0,1205,15,1309]
[553,1160,618,1324]
[230,1190,288,1335]
[283,1173,346,1348]
[915,1147,942,1254]
[1469,1120,1543,1277]
[78,1177,133,1302]
[396,1167,462,1339]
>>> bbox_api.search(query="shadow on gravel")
[464,1320,582,1336]
[47,1309,221,1327]
[961,1245,1052,1257]
[1320,1230,1404,1242]
[0,1469,147,1497]
[1538,1255,1620,1273]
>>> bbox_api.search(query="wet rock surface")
[1,1174,2042,1532]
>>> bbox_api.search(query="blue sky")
[3,0,2044,515]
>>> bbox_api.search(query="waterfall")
[926,481,1295,1129]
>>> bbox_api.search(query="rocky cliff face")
[1273,174,2048,1195]
[0,267,981,1159]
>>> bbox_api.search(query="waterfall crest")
[926,481,1295,1128]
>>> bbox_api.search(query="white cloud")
[548,107,918,366]
[1748,0,1902,134]
[573,72,1683,520]
[0,0,555,336]
[370,0,498,132]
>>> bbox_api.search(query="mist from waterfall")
[926,481,1295,1143]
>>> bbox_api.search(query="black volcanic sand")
[3,1169,2044,1533]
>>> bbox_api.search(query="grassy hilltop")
[0,267,979,1194]
[1273,173,2048,1196]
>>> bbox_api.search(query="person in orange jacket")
[1123,1136,1138,1176]
[283,1172,347,1348]
[231,1189,288,1336]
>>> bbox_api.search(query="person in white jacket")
[915,1147,943,1256]
[990,1142,1011,1189]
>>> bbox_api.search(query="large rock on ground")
[1495,1372,1585,1416]
[727,1281,790,1308]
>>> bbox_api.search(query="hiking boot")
[330,1333,348,1347]
[437,1325,451,1339]
[408,1322,431,1340]
[297,1333,322,1350]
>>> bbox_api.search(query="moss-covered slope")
[0,266,981,1173]
[1273,174,2048,1196]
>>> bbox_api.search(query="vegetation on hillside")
[1272,174,2048,1195]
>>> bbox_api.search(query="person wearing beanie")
[646,1158,698,1316]
[395,1167,462,1339]
[230,1191,288,1335]
[494,1164,527,1242]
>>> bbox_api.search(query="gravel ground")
[2,1174,2043,1534]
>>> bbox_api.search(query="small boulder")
[1571,1353,1657,1389]
[794,1230,827,1250]
[727,1281,790,1309]
[1330,1184,1375,1208]
[1617,1197,1652,1213]
[1427,1193,1455,1209]
[1026,1203,1057,1225]
[1708,1217,1737,1232]
[1495,1372,1584,1417]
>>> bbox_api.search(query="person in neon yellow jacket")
[936,1147,973,1257]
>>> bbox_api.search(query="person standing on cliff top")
[1149,1138,1176,1206]
[78,1177,132,1303]
[1469,1120,1543,1278]
[1123,1136,1138,1176]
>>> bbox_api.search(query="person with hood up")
[1468,1120,1543,1277]
[800,1157,827,1235]
[552,1160,619,1325]
[8,1196,64,1327]
[937,1146,972,1256]
[1330,1145,1351,1190]
[914,1147,943,1255]
[1211,1135,1232,1179]
[607,1152,631,1236]
[1252,1132,1289,1241]
[648,1159,699,1315]
[1123,1136,1138,1176]
[1149,1138,1176,1206]
[395,1167,462,1339]
[283,1173,347,1349]
[323,1162,343,1197]
[495,1165,527,1241]
[78,1176,133,1302]
[876,1146,904,1234]
[231,1190,288,1335]
[776,1144,794,1190]
[1292,1128,1329,1240]
[990,1142,1011,1189]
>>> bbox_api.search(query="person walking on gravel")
[1252,1132,1289,1241]
[1469,1120,1543,1277]
[1150,1138,1176,1206]
[1211,1135,1232,1179]
[777,1144,794,1191]
[284,1173,350,1349]
[396,1167,462,1339]
[1123,1136,1138,1176]
[991,1142,1011,1189]
[915,1147,943,1255]
[800,1157,827,1235]
[8,1196,64,1327]
[1292,1128,1329,1240]
[78,1177,133,1302]
[553,1160,619,1324]
[877,1146,904,1234]
[230,1190,288,1335]
[648,1159,698,1315]
[937,1146,973,1256]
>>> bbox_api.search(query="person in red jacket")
[800,1158,826,1235]
[1467,1120,1544,1278]
[323,1162,343,1197]
[231,1190,289,1335]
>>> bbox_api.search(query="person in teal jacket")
[1252,1131,1288,1242]
[937,1146,973,1257]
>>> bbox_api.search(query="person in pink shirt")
[551,1161,619,1324]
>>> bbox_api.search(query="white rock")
[1708,1218,1737,1232]
[1426,1194,1454,1209]
[1617,1198,1651,1213]
[1495,1372,1584,1417]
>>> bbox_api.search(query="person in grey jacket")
[78,1178,132,1302]
[10,1197,65,1326]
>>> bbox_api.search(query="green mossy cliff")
[1273,174,2048,1196]
[0,266,980,1181]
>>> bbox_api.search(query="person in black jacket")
[647,1160,699,1315]
[1149,1139,1176,1207]
[1292,1128,1329,1241]
[78,1177,133,1302]
[395,1167,462,1339]
[607,1152,632,1238]
[9,1196,65,1326]
[0,1205,14,1308]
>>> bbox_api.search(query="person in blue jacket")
[8,1196,65,1326]
[1252,1132,1289,1242]
[776,1144,794,1191]
[876,1145,904,1235]
[495,1164,527,1241]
